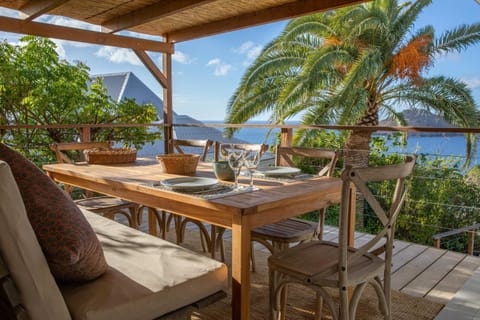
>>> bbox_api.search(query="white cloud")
[234,41,263,66]
[172,51,193,64]
[95,47,141,66]
[461,77,480,90]
[206,58,233,76]
[41,16,100,31]
[0,7,22,18]
[54,42,66,59]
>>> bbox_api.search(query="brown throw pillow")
[0,143,107,282]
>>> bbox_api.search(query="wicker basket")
[156,154,200,175]
[83,148,137,164]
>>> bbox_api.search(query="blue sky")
[0,0,479,121]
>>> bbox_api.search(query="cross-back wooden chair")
[167,139,215,250]
[173,138,213,161]
[268,155,416,320]
[49,142,140,228]
[250,146,339,271]
[214,142,269,162]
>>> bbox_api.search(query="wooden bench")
[0,160,228,320]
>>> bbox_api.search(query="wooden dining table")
[43,158,353,320]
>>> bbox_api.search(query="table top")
[43,158,342,228]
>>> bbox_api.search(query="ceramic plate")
[160,177,218,191]
[259,166,301,177]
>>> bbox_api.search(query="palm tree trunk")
[343,103,378,229]
[344,129,372,168]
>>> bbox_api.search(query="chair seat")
[252,218,317,243]
[268,240,385,287]
[74,196,136,212]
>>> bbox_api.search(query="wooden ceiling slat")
[20,0,69,21]
[102,0,217,33]
[0,0,370,43]
[167,0,369,42]
[0,15,173,53]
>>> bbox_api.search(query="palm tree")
[225,0,480,168]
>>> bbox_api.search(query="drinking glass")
[225,145,245,189]
[244,150,261,190]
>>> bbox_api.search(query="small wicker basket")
[156,154,200,175]
[83,148,137,164]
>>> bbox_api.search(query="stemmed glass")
[225,145,245,190]
[244,150,261,190]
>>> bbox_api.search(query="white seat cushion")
[60,210,228,320]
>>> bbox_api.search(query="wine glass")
[244,150,261,190]
[225,145,245,189]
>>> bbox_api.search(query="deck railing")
[1,122,479,255]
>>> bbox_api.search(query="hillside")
[380,109,455,128]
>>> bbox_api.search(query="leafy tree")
[225,0,480,168]
[0,36,159,164]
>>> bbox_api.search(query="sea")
[216,121,480,168]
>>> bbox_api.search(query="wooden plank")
[102,0,216,33]
[402,251,465,298]
[392,247,445,290]
[20,0,69,21]
[391,243,428,273]
[426,255,480,304]
[0,16,173,53]
[169,0,369,42]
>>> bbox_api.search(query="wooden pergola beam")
[102,0,216,33]
[0,16,173,53]
[134,50,168,88]
[168,0,369,42]
[20,0,69,21]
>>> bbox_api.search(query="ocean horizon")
[207,120,480,167]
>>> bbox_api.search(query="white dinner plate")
[160,177,218,191]
[259,166,301,177]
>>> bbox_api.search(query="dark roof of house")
[93,72,246,157]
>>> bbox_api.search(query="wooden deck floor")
[134,216,480,306]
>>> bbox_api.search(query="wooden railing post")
[433,238,440,249]
[468,230,475,255]
[280,128,292,147]
[80,126,91,142]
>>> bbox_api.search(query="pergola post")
[162,40,174,154]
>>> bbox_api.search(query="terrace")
[0,0,479,319]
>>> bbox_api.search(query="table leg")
[148,207,157,236]
[231,215,251,320]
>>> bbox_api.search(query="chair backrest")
[171,139,213,162]
[50,142,113,164]
[214,142,269,161]
[336,156,416,284]
[274,145,339,177]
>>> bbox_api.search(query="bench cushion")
[60,210,228,320]
[0,143,107,282]
[0,161,71,320]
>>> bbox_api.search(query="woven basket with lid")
[156,154,200,175]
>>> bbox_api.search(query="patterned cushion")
[0,143,107,282]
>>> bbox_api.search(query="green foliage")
[295,132,480,253]
[0,36,160,164]
[366,134,480,251]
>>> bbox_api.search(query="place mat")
[142,182,257,200]
[252,171,314,183]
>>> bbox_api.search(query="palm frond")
[433,23,480,55]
